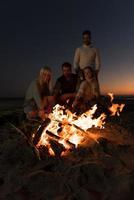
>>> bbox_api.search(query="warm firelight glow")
[109,104,125,116]
[108,93,125,116]
[34,93,125,156]
[69,132,83,148]
[108,93,114,101]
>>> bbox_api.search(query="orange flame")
[35,93,125,156]
[108,93,125,116]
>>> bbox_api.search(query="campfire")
[32,94,125,157]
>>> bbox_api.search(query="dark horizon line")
[0,94,134,99]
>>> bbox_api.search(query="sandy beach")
[0,96,134,200]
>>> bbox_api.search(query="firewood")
[49,139,65,157]
[46,130,75,150]
[46,130,61,140]
[33,118,51,145]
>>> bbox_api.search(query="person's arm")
[33,83,44,110]
[52,79,61,96]
[73,48,80,73]
[25,80,43,109]
[61,93,76,102]
[73,82,85,107]
[95,48,101,75]
[92,80,100,98]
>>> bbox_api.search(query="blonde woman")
[24,67,55,120]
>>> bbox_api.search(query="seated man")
[53,62,78,105]
[24,66,55,120]
[73,66,100,113]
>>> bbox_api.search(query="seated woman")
[73,66,100,112]
[24,66,55,120]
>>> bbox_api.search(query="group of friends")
[24,30,101,120]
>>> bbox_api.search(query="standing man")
[73,30,101,85]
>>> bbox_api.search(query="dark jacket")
[53,73,78,95]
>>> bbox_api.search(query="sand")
[0,102,134,200]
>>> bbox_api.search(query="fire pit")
[32,94,125,158]
[1,94,134,200]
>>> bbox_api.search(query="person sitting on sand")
[73,66,100,112]
[53,62,78,105]
[24,66,55,120]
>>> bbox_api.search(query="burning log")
[37,145,51,159]
[49,139,65,157]
[46,130,75,150]
[33,118,50,145]
[46,130,61,140]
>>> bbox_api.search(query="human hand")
[61,93,76,103]
[38,110,48,120]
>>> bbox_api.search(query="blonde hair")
[38,66,53,92]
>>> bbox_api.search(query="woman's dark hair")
[62,62,72,70]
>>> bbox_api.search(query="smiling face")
[83,67,93,80]
[39,68,52,84]
[62,65,72,78]
[42,70,51,82]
